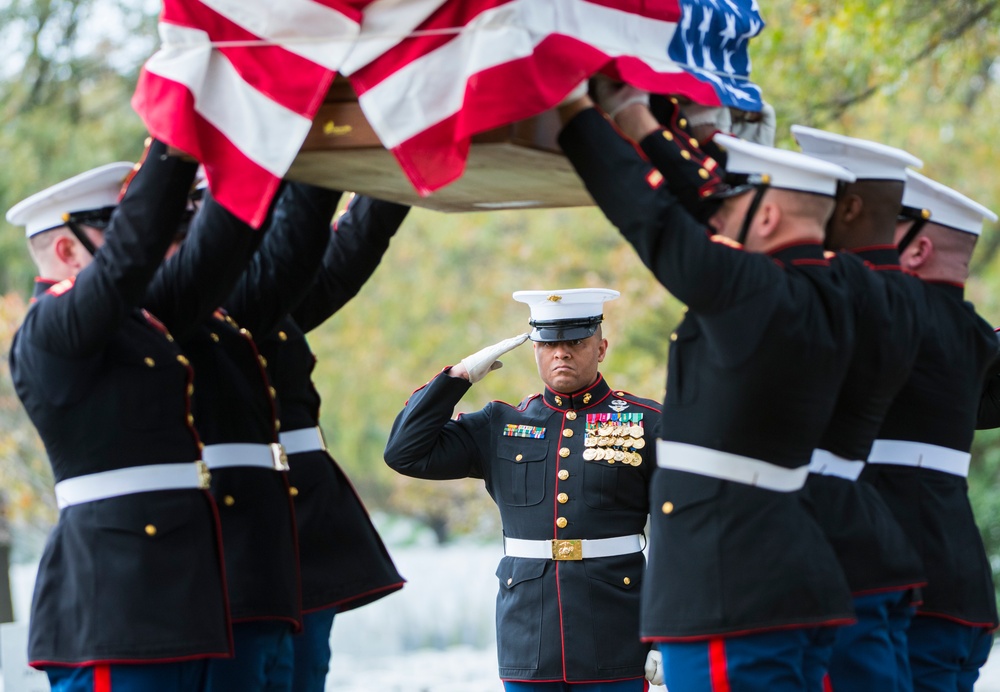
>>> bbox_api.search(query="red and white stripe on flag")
[344,0,727,196]
[132,0,368,228]
[132,0,762,225]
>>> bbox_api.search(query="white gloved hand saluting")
[456,333,531,384]
[644,649,664,686]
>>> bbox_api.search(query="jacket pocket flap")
[496,437,547,463]
[583,553,644,590]
[659,471,724,514]
[496,555,547,589]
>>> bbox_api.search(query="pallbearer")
[385,288,662,690]
[558,87,856,692]
[254,194,408,692]
[861,170,999,692]
[6,141,261,691]
[791,126,928,691]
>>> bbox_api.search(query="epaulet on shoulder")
[44,277,76,297]
[710,235,743,250]
[494,392,540,411]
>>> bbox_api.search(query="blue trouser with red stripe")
[658,627,838,692]
[47,661,210,691]
[290,607,337,692]
[504,679,647,691]
[826,590,915,691]
[907,616,993,692]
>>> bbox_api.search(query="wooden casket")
[286,77,592,213]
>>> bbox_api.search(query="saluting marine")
[385,289,661,691]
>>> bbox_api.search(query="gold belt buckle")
[196,460,212,489]
[551,539,583,561]
[270,443,290,471]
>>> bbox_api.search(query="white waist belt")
[202,443,289,471]
[503,534,642,561]
[808,449,865,481]
[867,439,970,478]
[656,440,810,492]
[55,462,211,509]
[279,427,326,455]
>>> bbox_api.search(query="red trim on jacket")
[306,581,406,615]
[641,616,856,643]
[31,650,231,670]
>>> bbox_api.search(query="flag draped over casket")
[133,0,764,228]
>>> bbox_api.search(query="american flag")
[133,0,764,227]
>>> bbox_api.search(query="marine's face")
[533,334,607,394]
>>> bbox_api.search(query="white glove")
[592,76,650,119]
[682,103,732,134]
[731,101,776,146]
[558,79,589,107]
[645,649,664,686]
[460,333,530,384]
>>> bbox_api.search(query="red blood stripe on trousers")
[93,664,112,692]
[709,638,731,692]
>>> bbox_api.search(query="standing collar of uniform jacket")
[850,244,902,271]
[33,278,57,296]
[31,277,66,303]
[766,240,828,266]
[543,373,612,411]
[924,279,966,298]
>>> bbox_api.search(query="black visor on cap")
[529,316,603,342]
[707,173,756,200]
[64,205,116,231]
[898,205,926,222]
